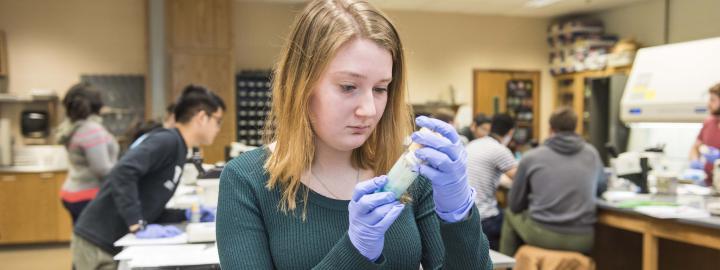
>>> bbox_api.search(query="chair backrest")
[514,245,596,270]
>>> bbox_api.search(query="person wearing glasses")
[71,85,225,269]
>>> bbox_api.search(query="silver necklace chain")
[310,166,360,199]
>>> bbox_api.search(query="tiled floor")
[0,243,72,270]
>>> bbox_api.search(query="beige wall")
[595,0,720,47]
[595,0,666,46]
[0,0,146,97]
[234,2,552,136]
[668,0,720,43]
[234,2,301,70]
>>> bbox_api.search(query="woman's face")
[310,38,393,152]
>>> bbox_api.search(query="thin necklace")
[310,166,360,199]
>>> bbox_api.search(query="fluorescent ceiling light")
[525,0,563,8]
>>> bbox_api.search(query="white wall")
[234,2,552,135]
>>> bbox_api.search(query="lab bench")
[0,170,72,244]
[594,199,720,270]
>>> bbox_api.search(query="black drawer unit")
[236,70,272,146]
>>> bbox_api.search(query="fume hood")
[621,37,720,123]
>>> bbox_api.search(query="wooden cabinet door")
[0,173,59,244]
[169,53,234,163]
[473,71,510,117]
[55,172,72,241]
[166,0,232,50]
[166,0,234,163]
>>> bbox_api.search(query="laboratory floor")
[0,243,71,269]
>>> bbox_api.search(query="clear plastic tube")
[379,128,438,199]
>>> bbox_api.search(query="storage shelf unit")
[235,71,272,146]
[551,66,631,138]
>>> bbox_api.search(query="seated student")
[71,85,224,269]
[458,113,490,142]
[431,108,469,145]
[466,113,518,251]
[128,103,176,149]
[500,107,603,256]
[469,113,492,139]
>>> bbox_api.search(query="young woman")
[216,0,491,269]
[57,82,118,224]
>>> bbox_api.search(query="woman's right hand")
[348,176,405,262]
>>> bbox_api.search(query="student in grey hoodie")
[500,107,605,256]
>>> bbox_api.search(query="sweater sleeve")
[508,157,531,213]
[216,161,275,269]
[413,178,492,270]
[107,133,174,227]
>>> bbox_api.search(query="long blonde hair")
[263,0,413,212]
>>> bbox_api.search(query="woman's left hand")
[412,116,475,223]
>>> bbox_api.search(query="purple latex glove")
[135,224,182,239]
[348,176,405,262]
[185,206,216,222]
[703,146,720,164]
[412,116,476,223]
[690,160,705,170]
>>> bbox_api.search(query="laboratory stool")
[513,245,596,270]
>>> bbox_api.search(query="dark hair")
[166,102,176,115]
[490,113,515,137]
[473,113,492,126]
[710,82,720,98]
[173,85,226,124]
[550,107,578,132]
[128,120,162,142]
[63,82,103,122]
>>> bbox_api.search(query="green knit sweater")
[216,148,492,269]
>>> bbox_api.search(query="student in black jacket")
[72,85,225,269]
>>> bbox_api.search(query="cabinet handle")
[39,173,54,179]
[1,175,16,182]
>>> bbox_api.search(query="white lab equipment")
[186,222,216,243]
[621,37,720,123]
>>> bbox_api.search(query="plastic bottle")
[379,128,441,199]
[190,201,201,223]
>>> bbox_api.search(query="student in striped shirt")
[466,113,518,250]
[56,83,119,225]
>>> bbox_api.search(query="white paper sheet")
[124,244,219,268]
[635,205,711,219]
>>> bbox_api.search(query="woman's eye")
[373,87,388,93]
[340,84,356,92]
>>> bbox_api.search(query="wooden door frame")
[472,69,542,141]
